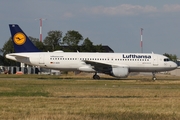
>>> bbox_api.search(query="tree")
[44,30,63,51]
[63,30,83,51]
[2,38,16,65]
[29,36,39,45]
[2,38,14,55]
[63,30,83,46]
[29,36,46,51]
[81,37,95,52]
[94,44,105,52]
[163,53,177,61]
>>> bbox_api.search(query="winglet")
[9,24,41,53]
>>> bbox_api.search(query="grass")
[0,73,180,119]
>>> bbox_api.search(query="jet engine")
[110,67,129,78]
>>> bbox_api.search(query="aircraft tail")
[9,24,41,53]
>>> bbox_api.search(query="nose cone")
[171,61,178,69]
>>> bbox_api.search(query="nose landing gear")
[152,72,157,81]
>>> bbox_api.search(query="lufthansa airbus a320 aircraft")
[6,24,177,80]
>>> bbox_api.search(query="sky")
[1,0,180,57]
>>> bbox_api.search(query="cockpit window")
[164,58,170,62]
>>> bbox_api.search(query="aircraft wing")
[84,60,128,72]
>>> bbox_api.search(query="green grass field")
[0,74,180,120]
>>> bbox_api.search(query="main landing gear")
[152,72,157,81]
[93,72,100,79]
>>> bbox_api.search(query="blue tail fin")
[9,24,41,53]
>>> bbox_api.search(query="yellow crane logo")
[13,33,26,45]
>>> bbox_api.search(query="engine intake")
[110,67,129,78]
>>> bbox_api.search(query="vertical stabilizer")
[9,24,40,53]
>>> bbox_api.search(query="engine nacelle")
[110,67,129,78]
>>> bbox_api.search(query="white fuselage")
[6,52,177,73]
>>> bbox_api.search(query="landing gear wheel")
[152,77,157,81]
[93,74,100,80]
[152,72,157,81]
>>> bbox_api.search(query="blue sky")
[1,0,180,57]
